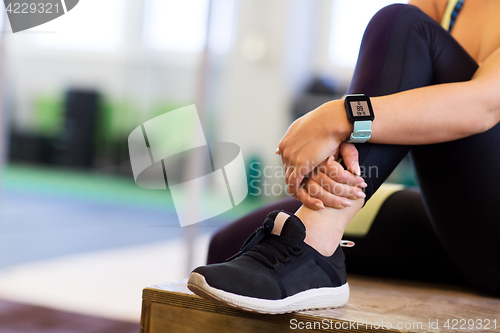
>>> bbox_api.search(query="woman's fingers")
[296,186,325,210]
[339,142,361,176]
[300,179,354,209]
[287,161,313,195]
[308,170,366,200]
[284,165,293,187]
[294,155,367,209]
[319,156,366,187]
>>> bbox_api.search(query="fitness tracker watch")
[344,94,375,143]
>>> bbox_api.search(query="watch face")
[350,101,371,117]
[345,95,375,122]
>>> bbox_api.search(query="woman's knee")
[365,4,430,37]
[370,3,426,24]
[364,4,407,35]
[350,3,440,95]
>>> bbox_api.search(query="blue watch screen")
[350,101,371,117]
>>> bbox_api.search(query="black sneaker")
[187,211,349,314]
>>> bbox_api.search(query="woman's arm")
[370,47,500,144]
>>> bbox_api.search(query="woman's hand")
[296,144,367,210]
[277,99,355,195]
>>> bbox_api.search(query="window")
[328,0,408,68]
[143,0,236,54]
[143,0,209,53]
[207,0,237,54]
[31,0,125,52]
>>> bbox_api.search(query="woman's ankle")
[270,198,363,257]
[294,198,364,256]
[295,206,344,257]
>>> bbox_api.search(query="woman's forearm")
[368,80,496,145]
[360,48,500,145]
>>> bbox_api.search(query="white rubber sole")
[187,272,349,314]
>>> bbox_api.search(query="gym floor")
[0,164,264,323]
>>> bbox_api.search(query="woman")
[187,0,500,314]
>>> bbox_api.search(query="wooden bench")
[140,276,500,333]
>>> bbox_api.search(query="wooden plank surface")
[142,276,500,333]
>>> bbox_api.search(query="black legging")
[207,4,500,296]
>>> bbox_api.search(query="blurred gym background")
[0,0,414,331]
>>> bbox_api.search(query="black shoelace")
[245,235,303,270]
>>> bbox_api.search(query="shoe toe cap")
[192,261,282,300]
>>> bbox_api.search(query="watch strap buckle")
[346,120,372,143]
